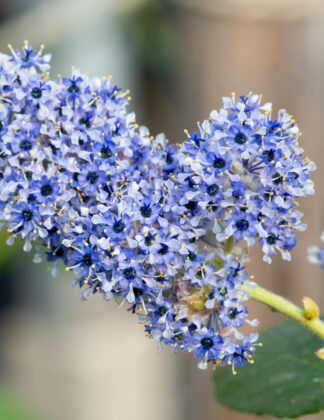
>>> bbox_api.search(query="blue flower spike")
[0,46,316,372]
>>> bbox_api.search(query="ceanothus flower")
[3,46,313,373]
[171,93,315,263]
[8,41,51,71]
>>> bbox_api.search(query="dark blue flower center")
[20,139,32,151]
[207,184,219,196]
[257,212,263,222]
[228,307,239,319]
[173,329,184,342]
[165,153,173,165]
[234,133,248,145]
[113,220,125,234]
[201,337,213,348]
[41,184,53,196]
[22,209,33,221]
[218,286,228,296]
[31,87,42,99]
[155,273,165,283]
[235,219,249,231]
[272,172,282,185]
[185,201,197,211]
[264,191,273,201]
[196,267,206,278]
[82,253,93,267]
[157,306,167,317]
[25,171,33,180]
[140,206,152,218]
[213,157,226,169]
[86,171,99,185]
[68,83,80,94]
[188,178,196,189]
[144,234,155,246]
[133,287,143,296]
[123,267,136,280]
[263,149,275,162]
[266,234,277,245]
[80,117,91,128]
[158,244,169,255]
[54,247,64,258]
[101,148,112,159]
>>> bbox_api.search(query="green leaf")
[214,320,324,418]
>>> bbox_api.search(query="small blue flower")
[9,42,51,71]
[192,328,224,365]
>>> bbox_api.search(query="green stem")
[243,284,324,340]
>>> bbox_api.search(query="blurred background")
[0,0,324,419]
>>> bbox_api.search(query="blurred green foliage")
[0,230,20,270]
[0,386,41,420]
[121,0,177,76]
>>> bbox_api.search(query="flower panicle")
[0,45,315,371]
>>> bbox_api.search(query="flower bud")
[315,348,324,360]
[302,297,320,320]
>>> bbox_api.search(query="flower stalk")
[243,284,324,340]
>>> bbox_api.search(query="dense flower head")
[0,45,315,372]
[308,231,324,270]
[170,93,315,263]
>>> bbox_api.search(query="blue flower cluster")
[308,232,324,270]
[174,93,315,263]
[0,45,314,372]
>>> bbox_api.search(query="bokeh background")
[0,0,324,419]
